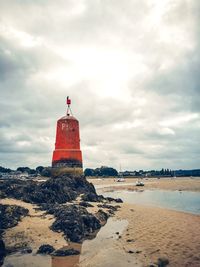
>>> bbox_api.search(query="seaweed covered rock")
[81,192,104,202]
[95,209,109,223]
[37,175,96,204]
[105,197,123,203]
[79,201,94,208]
[0,179,34,201]
[0,239,6,266]
[45,204,103,242]
[0,204,28,266]
[157,257,169,267]
[0,204,29,230]
[0,175,98,205]
[0,174,119,245]
[37,244,55,254]
[51,248,80,256]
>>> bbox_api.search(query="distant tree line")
[0,166,51,177]
[16,166,51,177]
[84,166,118,177]
[122,168,200,177]
[0,166,12,173]
[1,165,200,178]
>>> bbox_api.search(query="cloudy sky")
[0,0,200,171]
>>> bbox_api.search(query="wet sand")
[88,177,200,192]
[116,203,200,267]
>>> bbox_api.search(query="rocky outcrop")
[0,175,97,205]
[42,204,103,242]
[0,174,121,254]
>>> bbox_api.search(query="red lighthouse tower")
[52,97,83,176]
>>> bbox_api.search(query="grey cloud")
[0,0,200,170]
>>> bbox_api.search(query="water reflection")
[2,245,82,267]
[51,243,82,267]
[3,218,128,267]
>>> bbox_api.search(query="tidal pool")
[99,189,200,215]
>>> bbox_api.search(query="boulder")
[37,244,55,254]
[48,204,102,242]
[157,257,169,267]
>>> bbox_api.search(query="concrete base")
[51,167,83,177]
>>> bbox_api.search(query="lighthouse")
[52,97,83,176]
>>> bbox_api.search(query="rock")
[0,237,6,262]
[157,257,169,267]
[51,248,80,256]
[49,204,102,242]
[79,202,94,208]
[105,197,123,203]
[0,239,6,265]
[128,250,134,254]
[0,204,29,230]
[126,239,134,242]
[0,175,98,205]
[97,204,120,211]
[0,239,5,254]
[81,192,102,202]
[95,209,109,223]
[114,198,123,203]
[21,247,32,254]
[37,244,55,254]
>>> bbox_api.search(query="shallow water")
[2,218,131,267]
[99,189,200,215]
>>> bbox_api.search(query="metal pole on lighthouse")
[66,96,73,116]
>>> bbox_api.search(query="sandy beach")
[1,177,200,267]
[0,198,67,251]
[116,203,200,267]
[88,177,200,192]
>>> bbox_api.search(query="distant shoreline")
[88,177,200,192]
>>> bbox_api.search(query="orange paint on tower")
[52,97,82,171]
